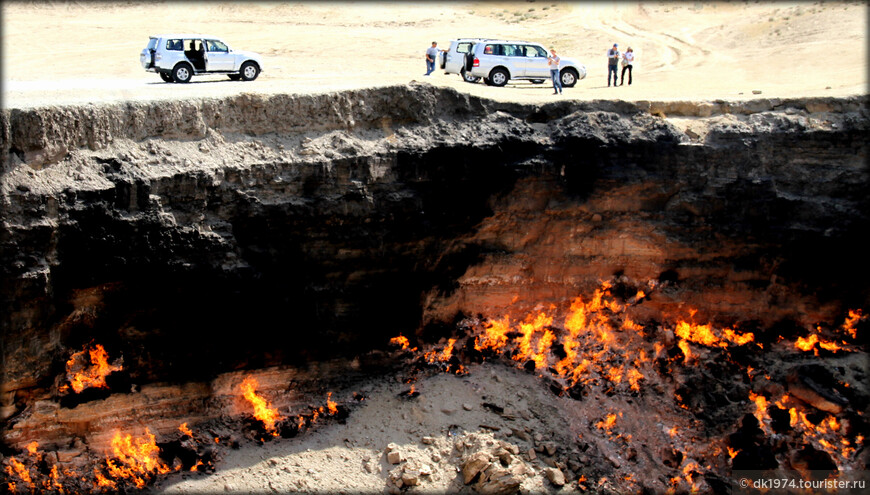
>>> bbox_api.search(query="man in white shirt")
[425,42,442,76]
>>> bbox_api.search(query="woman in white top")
[620,47,634,86]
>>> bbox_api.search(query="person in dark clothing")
[606,43,620,87]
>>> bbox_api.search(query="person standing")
[425,41,442,76]
[606,43,620,87]
[548,48,562,95]
[620,47,634,86]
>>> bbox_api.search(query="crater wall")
[1,85,867,429]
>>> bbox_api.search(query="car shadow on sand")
[146,79,248,86]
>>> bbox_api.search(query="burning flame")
[596,413,617,431]
[178,422,194,438]
[240,376,282,435]
[5,457,33,492]
[841,309,862,339]
[795,332,845,354]
[326,392,338,415]
[390,335,410,350]
[425,337,457,363]
[675,319,720,347]
[60,344,123,393]
[748,391,769,425]
[674,311,755,350]
[463,282,764,398]
[475,316,511,351]
[103,429,173,489]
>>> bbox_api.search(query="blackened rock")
[732,446,777,471]
[566,382,584,401]
[787,365,849,414]
[769,406,791,434]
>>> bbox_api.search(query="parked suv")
[441,38,494,83]
[141,34,264,83]
[467,40,586,87]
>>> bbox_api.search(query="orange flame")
[795,333,844,354]
[677,339,692,363]
[240,376,282,435]
[327,392,338,415]
[61,344,123,393]
[94,468,117,490]
[46,464,63,492]
[723,328,755,345]
[513,312,553,364]
[841,309,862,339]
[675,320,721,347]
[5,457,33,489]
[178,422,194,438]
[627,368,644,391]
[424,338,460,373]
[596,413,617,431]
[389,335,410,350]
[796,334,819,351]
[105,429,172,489]
[475,316,511,352]
[749,391,769,426]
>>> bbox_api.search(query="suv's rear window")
[483,44,502,56]
[455,42,473,54]
[147,38,158,50]
[165,39,183,51]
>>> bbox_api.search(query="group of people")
[606,43,634,87]
[422,40,635,94]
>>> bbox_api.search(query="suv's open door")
[445,41,475,74]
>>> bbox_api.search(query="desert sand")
[2,1,867,109]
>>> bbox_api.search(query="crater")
[1,85,868,492]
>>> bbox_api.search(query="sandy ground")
[155,362,575,494]
[2,1,867,109]
[153,358,701,494]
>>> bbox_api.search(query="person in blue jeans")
[548,48,562,95]
[606,43,620,87]
[425,41,442,76]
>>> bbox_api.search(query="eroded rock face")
[0,85,868,438]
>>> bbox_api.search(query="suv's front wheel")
[488,68,509,87]
[172,63,193,83]
[240,62,260,81]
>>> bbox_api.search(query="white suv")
[467,40,586,88]
[140,34,264,83]
[441,38,494,83]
